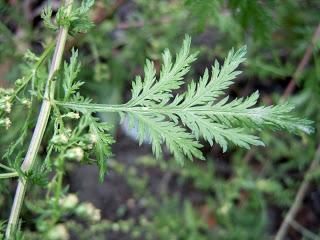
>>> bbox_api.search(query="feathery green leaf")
[60,36,313,163]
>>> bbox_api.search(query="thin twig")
[290,219,320,240]
[274,145,320,240]
[5,0,73,238]
[282,23,320,99]
[244,22,320,164]
[0,163,14,172]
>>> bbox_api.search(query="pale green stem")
[0,163,14,172]
[5,0,73,238]
[57,102,260,115]
[0,172,18,179]
[10,41,55,101]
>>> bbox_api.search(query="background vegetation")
[0,0,320,239]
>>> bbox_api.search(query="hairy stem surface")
[5,0,73,238]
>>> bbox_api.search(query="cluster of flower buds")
[65,147,84,162]
[0,96,11,113]
[14,77,25,87]
[59,193,79,210]
[75,202,101,222]
[21,98,32,108]
[50,116,100,163]
[50,132,85,162]
[0,117,11,130]
[58,194,101,223]
[0,88,14,130]
[51,133,69,145]
[106,220,133,233]
[64,132,99,162]
[82,133,98,150]
[47,224,70,240]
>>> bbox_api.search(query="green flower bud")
[51,134,69,145]
[111,223,120,232]
[218,202,231,215]
[0,96,11,113]
[47,224,69,240]
[59,193,79,209]
[0,118,11,129]
[88,133,98,144]
[21,99,32,108]
[65,147,84,161]
[75,202,101,222]
[0,88,13,95]
[15,78,24,86]
[4,101,11,113]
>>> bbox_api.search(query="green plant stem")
[0,163,14,172]
[10,41,56,101]
[0,172,18,179]
[0,42,54,120]
[5,1,73,238]
[57,101,264,116]
[58,102,234,113]
[53,160,65,222]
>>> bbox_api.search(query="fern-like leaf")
[60,36,313,164]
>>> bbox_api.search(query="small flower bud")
[139,216,149,226]
[24,49,40,62]
[65,147,84,162]
[21,99,32,108]
[75,202,101,222]
[51,134,69,145]
[47,224,70,240]
[59,194,79,209]
[82,134,98,150]
[218,202,231,215]
[111,223,120,232]
[4,101,11,113]
[0,88,14,95]
[0,118,11,129]
[83,133,98,145]
[0,96,11,113]
[86,144,93,150]
[15,78,24,86]
[88,133,98,144]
